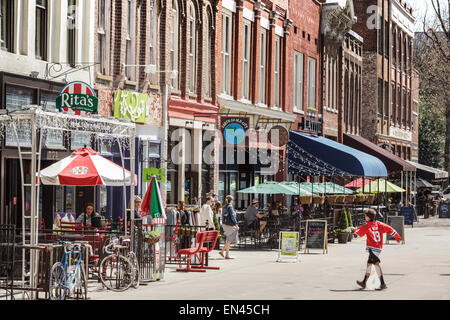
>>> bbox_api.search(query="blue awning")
[288,131,387,177]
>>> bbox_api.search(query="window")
[97,0,107,74]
[273,35,281,108]
[149,0,157,85]
[221,11,232,95]
[293,51,304,112]
[332,57,337,110]
[306,57,316,109]
[0,0,13,52]
[258,30,267,104]
[392,28,396,65]
[391,84,395,121]
[384,80,389,116]
[125,0,135,80]
[242,20,251,100]
[384,21,389,57]
[35,0,48,60]
[397,86,401,125]
[325,55,329,108]
[205,11,212,98]
[171,0,179,90]
[188,3,196,94]
[377,79,383,115]
[67,0,76,67]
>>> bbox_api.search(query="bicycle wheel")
[49,262,67,300]
[99,254,134,292]
[73,262,87,300]
[128,251,140,288]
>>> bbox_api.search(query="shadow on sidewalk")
[329,289,365,292]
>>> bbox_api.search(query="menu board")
[386,216,405,244]
[439,203,450,218]
[305,220,328,254]
[400,206,415,226]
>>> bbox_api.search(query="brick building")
[320,0,363,142]
[92,0,164,218]
[352,0,415,160]
[216,0,296,207]
[159,0,221,206]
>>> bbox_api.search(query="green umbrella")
[238,181,311,195]
[279,181,312,195]
[320,182,355,195]
[356,178,406,194]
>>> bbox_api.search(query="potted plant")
[300,195,312,205]
[335,209,350,244]
[313,195,325,205]
[345,207,354,242]
[144,230,161,246]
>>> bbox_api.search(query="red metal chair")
[192,230,220,271]
[176,231,207,272]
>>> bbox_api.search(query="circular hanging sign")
[224,122,246,145]
[70,166,90,175]
[268,125,289,147]
[56,81,98,115]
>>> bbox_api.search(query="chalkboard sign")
[386,216,405,244]
[399,206,415,226]
[305,220,328,254]
[439,203,450,218]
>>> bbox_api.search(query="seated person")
[76,203,100,227]
[301,204,312,219]
[244,199,268,236]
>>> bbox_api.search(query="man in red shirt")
[352,209,401,290]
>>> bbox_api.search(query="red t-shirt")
[354,221,401,254]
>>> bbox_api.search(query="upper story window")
[221,10,232,95]
[188,2,196,94]
[170,0,179,90]
[35,0,48,60]
[242,19,251,100]
[293,51,304,112]
[125,0,135,81]
[149,0,157,85]
[0,0,13,52]
[273,35,281,108]
[67,0,77,67]
[205,10,213,98]
[258,29,267,105]
[97,0,110,75]
[306,57,316,109]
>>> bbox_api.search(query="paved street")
[88,216,450,300]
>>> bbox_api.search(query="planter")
[179,228,198,237]
[300,196,312,205]
[355,194,366,204]
[366,194,376,204]
[347,232,352,242]
[346,195,356,204]
[327,195,338,204]
[337,232,349,244]
[313,196,325,205]
[144,235,161,246]
[335,195,346,203]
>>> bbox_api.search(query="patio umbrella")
[39,147,137,186]
[279,181,312,195]
[320,182,355,194]
[238,181,310,195]
[344,178,373,188]
[356,179,406,193]
[141,175,166,219]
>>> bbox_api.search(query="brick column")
[281,19,292,112]
[337,46,344,143]
[251,1,265,105]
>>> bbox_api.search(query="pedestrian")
[200,196,215,230]
[214,201,223,227]
[220,195,239,259]
[352,209,401,290]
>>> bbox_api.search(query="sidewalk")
[88,215,450,300]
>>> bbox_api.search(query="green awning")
[356,179,406,193]
[237,181,311,195]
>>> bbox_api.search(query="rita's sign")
[56,81,98,115]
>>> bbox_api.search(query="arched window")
[205,9,212,98]
[188,2,196,94]
[170,0,179,90]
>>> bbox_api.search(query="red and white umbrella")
[39,147,137,186]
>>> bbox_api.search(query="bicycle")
[99,236,138,292]
[48,241,87,300]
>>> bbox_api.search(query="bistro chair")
[191,230,220,271]
[176,231,207,272]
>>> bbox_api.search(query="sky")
[404,0,448,31]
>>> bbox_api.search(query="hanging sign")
[277,231,299,262]
[143,168,166,183]
[268,125,289,147]
[56,81,98,115]
[220,117,250,147]
[114,90,150,123]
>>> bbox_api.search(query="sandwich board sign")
[276,231,299,262]
[56,81,98,115]
[386,216,405,244]
[305,220,328,254]
[399,206,415,226]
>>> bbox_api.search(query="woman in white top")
[200,197,215,230]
